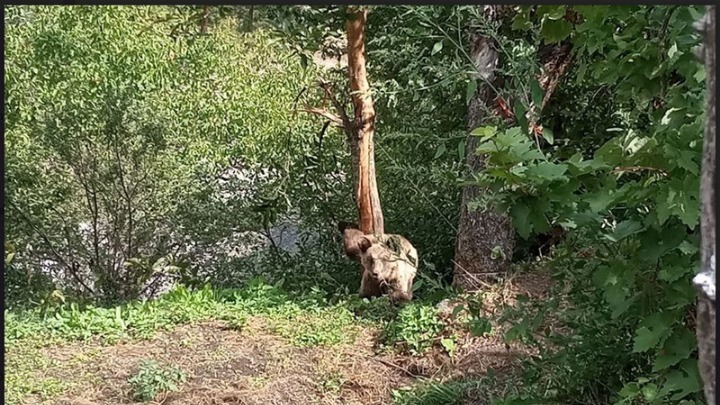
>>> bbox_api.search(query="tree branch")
[299,106,345,127]
[6,199,95,295]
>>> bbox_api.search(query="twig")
[317,79,354,136]
[299,107,344,127]
[200,5,210,34]
[611,166,668,176]
[452,259,497,290]
[6,199,95,295]
[372,357,420,378]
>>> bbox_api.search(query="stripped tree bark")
[302,7,383,235]
[693,6,716,405]
[300,7,417,299]
[346,7,384,235]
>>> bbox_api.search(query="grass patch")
[4,343,70,404]
[5,279,482,404]
[267,303,359,347]
[391,379,493,405]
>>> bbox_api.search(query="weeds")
[392,379,476,405]
[380,302,446,355]
[128,360,186,402]
[4,279,484,404]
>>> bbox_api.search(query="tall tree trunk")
[694,6,716,405]
[453,7,576,289]
[243,6,254,32]
[346,7,384,235]
[453,6,515,290]
[200,6,210,34]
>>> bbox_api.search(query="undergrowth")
[128,360,187,402]
[4,277,457,352]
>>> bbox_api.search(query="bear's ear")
[358,236,373,253]
[338,221,359,234]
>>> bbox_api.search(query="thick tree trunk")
[694,6,716,405]
[453,7,515,290]
[453,7,577,289]
[346,7,384,235]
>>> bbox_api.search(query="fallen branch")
[371,357,420,378]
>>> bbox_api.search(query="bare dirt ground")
[12,271,553,405]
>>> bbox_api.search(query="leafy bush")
[128,360,186,402]
[380,302,445,355]
[466,5,707,404]
[4,6,314,304]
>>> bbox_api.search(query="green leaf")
[586,188,618,213]
[513,100,528,133]
[451,304,465,320]
[540,19,573,43]
[658,266,690,283]
[510,202,532,238]
[576,64,587,82]
[440,337,455,354]
[604,220,644,242]
[666,358,703,400]
[619,382,641,398]
[542,128,554,145]
[431,41,443,55]
[603,283,632,318]
[633,313,675,353]
[677,194,700,230]
[642,383,659,402]
[511,13,531,30]
[537,5,566,20]
[652,328,696,372]
[469,317,492,336]
[434,143,447,159]
[529,208,551,234]
[677,240,699,255]
[656,187,672,226]
[668,42,678,58]
[457,141,466,160]
[504,319,529,342]
[466,79,478,105]
[530,79,544,108]
[470,126,497,138]
[525,162,568,181]
[634,326,666,353]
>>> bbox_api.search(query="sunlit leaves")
[4,6,313,301]
[471,5,705,404]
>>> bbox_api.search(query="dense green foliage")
[467,5,707,405]
[4,5,320,304]
[4,5,710,405]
